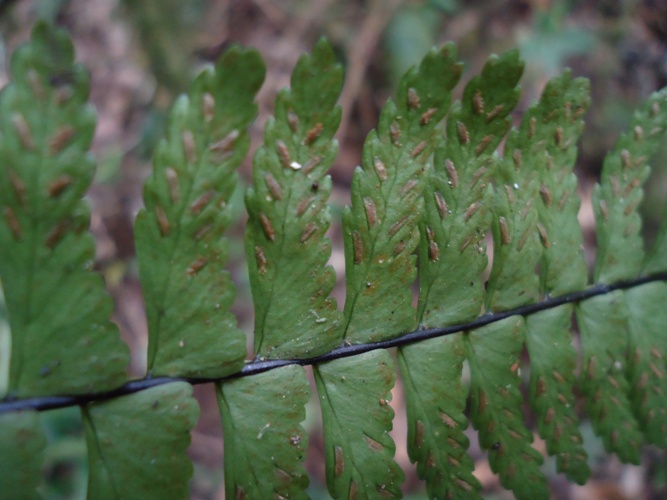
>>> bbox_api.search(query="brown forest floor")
[2,0,667,498]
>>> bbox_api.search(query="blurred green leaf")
[0,410,46,499]
[517,5,595,77]
[82,382,199,499]
[121,0,208,95]
[593,85,667,283]
[384,5,446,86]
[575,292,643,463]
[0,23,129,398]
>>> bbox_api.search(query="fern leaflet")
[399,50,523,499]
[135,47,264,378]
[314,45,464,498]
[217,365,310,499]
[82,382,198,498]
[0,410,45,499]
[245,39,343,360]
[315,351,404,498]
[0,23,129,398]
[576,88,667,461]
[216,40,343,498]
[341,44,462,343]
[522,71,591,483]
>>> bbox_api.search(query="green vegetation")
[1,22,666,499]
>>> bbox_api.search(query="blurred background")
[1,0,667,498]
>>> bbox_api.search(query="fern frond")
[464,69,578,497]
[217,41,341,498]
[614,93,667,448]
[315,46,463,500]
[624,282,667,446]
[522,72,591,483]
[2,26,667,499]
[217,365,310,499]
[315,351,404,498]
[418,49,523,326]
[0,23,128,397]
[644,200,667,274]
[341,44,462,343]
[594,89,667,283]
[577,89,667,461]
[244,39,343,359]
[628,202,667,445]
[466,318,549,498]
[398,336,480,499]
[0,410,45,498]
[135,47,264,378]
[81,382,199,498]
[398,51,523,499]
[575,292,642,462]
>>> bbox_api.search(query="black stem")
[2,271,666,414]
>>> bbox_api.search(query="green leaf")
[419,50,523,327]
[575,292,643,463]
[486,134,541,311]
[0,410,46,499]
[82,382,199,499]
[623,282,667,446]
[245,39,343,359]
[135,46,264,378]
[398,52,523,498]
[398,336,480,499]
[593,88,667,283]
[526,307,589,483]
[522,71,590,483]
[217,365,310,499]
[0,291,11,398]
[465,317,548,499]
[315,351,404,498]
[485,69,588,313]
[0,22,128,397]
[463,73,576,498]
[342,44,462,343]
[644,203,667,274]
[529,71,590,295]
